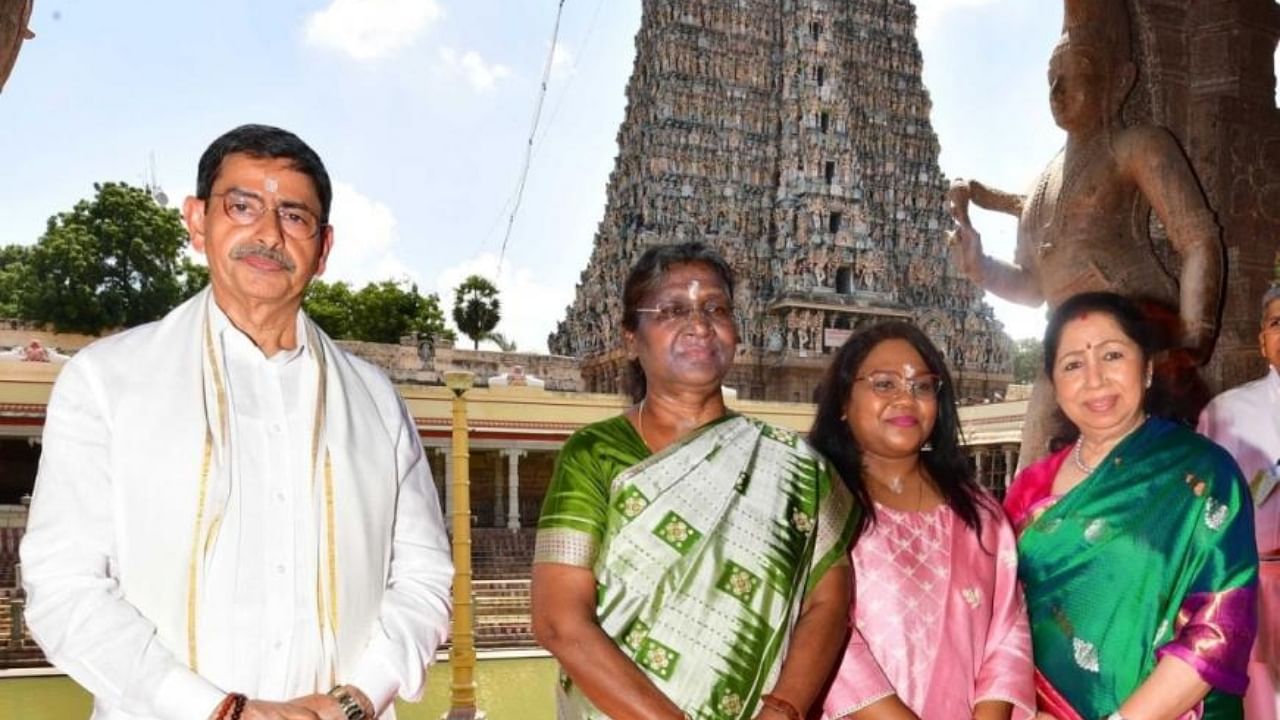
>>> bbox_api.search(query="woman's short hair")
[808,321,990,542]
[621,242,735,401]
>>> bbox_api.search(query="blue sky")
[1,1,1275,351]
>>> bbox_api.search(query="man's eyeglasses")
[635,301,738,328]
[211,190,323,240]
[854,371,943,399]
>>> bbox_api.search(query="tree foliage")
[7,182,203,333]
[305,278,453,344]
[0,182,454,345]
[1012,337,1044,384]
[452,275,501,350]
[486,331,517,352]
[0,245,31,318]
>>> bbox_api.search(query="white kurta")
[19,290,453,720]
[1198,366,1280,720]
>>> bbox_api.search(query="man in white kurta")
[19,125,453,720]
[1198,285,1280,720]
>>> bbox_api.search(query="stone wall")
[336,338,584,392]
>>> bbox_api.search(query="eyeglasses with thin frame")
[634,300,738,328]
[210,190,323,240]
[854,371,943,399]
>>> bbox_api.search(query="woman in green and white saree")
[532,242,858,720]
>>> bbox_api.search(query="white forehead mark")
[264,176,279,193]
[685,279,701,300]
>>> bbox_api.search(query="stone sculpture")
[0,0,33,93]
[946,0,1225,467]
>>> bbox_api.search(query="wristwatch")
[328,686,367,720]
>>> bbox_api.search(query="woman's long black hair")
[808,321,990,542]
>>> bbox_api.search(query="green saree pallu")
[535,414,858,719]
[1005,418,1259,720]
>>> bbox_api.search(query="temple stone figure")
[946,0,1224,467]
[0,0,34,93]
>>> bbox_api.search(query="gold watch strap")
[328,686,366,720]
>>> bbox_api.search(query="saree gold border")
[186,308,339,677]
[187,312,228,671]
[187,434,213,671]
[306,323,340,684]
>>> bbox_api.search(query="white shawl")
[109,287,397,687]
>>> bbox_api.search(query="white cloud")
[438,47,511,92]
[322,182,420,289]
[434,252,572,353]
[913,0,1001,39]
[551,42,575,77]
[304,0,443,61]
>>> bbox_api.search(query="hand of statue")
[946,222,985,284]
[946,179,973,227]
[1180,324,1216,366]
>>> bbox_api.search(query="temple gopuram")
[549,0,1014,402]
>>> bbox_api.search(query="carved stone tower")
[550,0,1013,402]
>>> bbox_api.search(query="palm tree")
[452,274,501,350]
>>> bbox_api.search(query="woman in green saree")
[1004,292,1258,720]
[532,242,857,720]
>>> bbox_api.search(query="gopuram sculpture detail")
[551,0,1013,403]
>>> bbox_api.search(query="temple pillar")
[504,449,525,531]
[493,451,506,528]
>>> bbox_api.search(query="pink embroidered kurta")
[821,499,1035,720]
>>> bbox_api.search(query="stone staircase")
[469,528,537,650]
[0,526,546,670]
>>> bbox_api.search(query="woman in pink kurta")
[810,322,1036,720]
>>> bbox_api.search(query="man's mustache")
[229,243,297,272]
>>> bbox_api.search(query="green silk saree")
[1005,418,1258,719]
[535,413,857,719]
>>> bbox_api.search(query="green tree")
[178,258,210,301]
[452,275,501,350]
[1012,337,1044,383]
[22,182,189,333]
[486,331,517,352]
[303,279,355,340]
[0,244,32,318]
[305,278,452,344]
